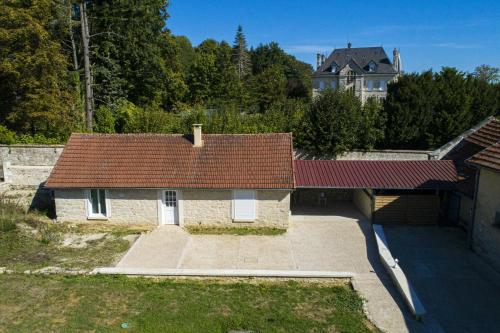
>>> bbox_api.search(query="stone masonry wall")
[294,149,431,161]
[0,145,64,186]
[473,168,500,272]
[54,189,87,222]
[54,189,158,225]
[55,188,291,228]
[182,189,291,228]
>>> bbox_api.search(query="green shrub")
[0,200,24,232]
[0,125,16,144]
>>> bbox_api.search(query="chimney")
[316,53,321,69]
[393,48,401,73]
[193,124,203,147]
[321,54,325,66]
[347,42,352,49]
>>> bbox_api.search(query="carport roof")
[294,160,458,189]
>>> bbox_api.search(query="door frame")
[158,189,180,225]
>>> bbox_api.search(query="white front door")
[162,190,178,225]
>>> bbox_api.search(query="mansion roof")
[314,46,398,76]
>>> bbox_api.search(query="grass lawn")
[186,226,287,236]
[0,274,379,333]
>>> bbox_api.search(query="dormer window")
[330,63,337,73]
[368,62,376,72]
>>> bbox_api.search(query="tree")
[186,40,240,105]
[360,98,385,150]
[250,42,312,101]
[473,64,500,83]
[383,71,437,149]
[430,67,472,147]
[300,89,362,156]
[251,65,287,112]
[232,25,251,80]
[0,0,77,139]
[88,0,183,109]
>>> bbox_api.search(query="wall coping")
[0,144,65,148]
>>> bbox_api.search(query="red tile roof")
[464,118,500,148]
[46,133,295,189]
[467,141,500,172]
[294,160,458,189]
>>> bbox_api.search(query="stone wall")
[472,168,500,272]
[54,188,291,228]
[294,149,431,161]
[0,145,64,186]
[182,189,291,228]
[353,189,373,219]
[54,189,158,225]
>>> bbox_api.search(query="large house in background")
[312,43,402,103]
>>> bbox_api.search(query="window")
[367,80,374,91]
[347,70,355,84]
[373,80,381,90]
[319,80,325,90]
[88,189,107,218]
[331,80,337,90]
[380,80,386,91]
[368,62,376,72]
[233,190,256,221]
[330,64,337,73]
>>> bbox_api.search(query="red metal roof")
[46,133,295,189]
[294,160,458,189]
[467,141,500,172]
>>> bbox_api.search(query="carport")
[293,160,458,224]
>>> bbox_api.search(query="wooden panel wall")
[374,194,439,224]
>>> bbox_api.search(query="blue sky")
[167,0,500,73]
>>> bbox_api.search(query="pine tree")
[232,25,251,80]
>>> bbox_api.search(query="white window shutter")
[233,190,256,221]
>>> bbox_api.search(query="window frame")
[232,190,257,222]
[86,189,110,219]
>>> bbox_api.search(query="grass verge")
[0,274,380,333]
[186,226,287,236]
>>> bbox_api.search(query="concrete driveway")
[385,226,500,333]
[115,204,429,333]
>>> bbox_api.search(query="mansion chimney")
[316,53,321,69]
[393,48,402,73]
[193,124,203,147]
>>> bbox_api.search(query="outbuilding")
[293,160,458,224]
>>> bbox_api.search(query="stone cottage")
[45,125,295,228]
[467,141,500,271]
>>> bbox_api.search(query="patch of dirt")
[60,233,107,249]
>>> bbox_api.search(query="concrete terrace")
[113,204,433,333]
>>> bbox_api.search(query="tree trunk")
[69,5,79,71]
[80,1,93,132]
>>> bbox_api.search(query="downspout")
[468,168,481,249]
